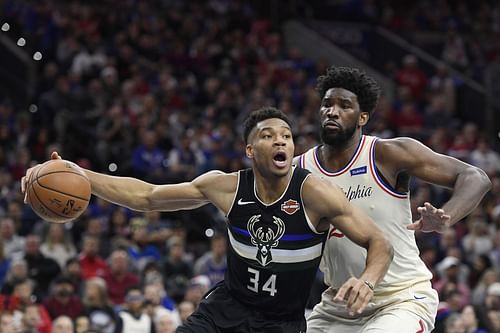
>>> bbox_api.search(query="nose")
[274,137,286,146]
[325,105,341,118]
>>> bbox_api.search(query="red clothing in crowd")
[79,255,108,280]
[43,296,84,320]
[101,270,140,305]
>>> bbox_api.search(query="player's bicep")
[381,138,467,188]
[148,182,208,210]
[328,204,376,250]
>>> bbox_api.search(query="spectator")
[1,216,25,259]
[193,233,227,287]
[444,312,466,333]
[23,235,61,298]
[470,137,500,176]
[43,276,84,320]
[183,275,210,308]
[51,316,74,333]
[0,237,11,288]
[127,218,161,272]
[177,301,194,325]
[22,303,42,333]
[74,315,91,333]
[82,277,115,333]
[115,286,154,333]
[162,236,192,303]
[100,249,139,306]
[40,224,77,270]
[154,309,177,333]
[435,256,471,309]
[12,279,52,333]
[395,54,428,100]
[131,129,167,182]
[1,311,21,333]
[460,305,490,333]
[79,235,108,280]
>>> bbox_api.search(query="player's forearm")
[84,169,154,211]
[360,236,393,287]
[442,166,491,226]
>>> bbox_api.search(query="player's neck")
[320,134,362,170]
[254,169,293,204]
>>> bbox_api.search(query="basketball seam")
[31,181,71,219]
[35,180,90,202]
[35,170,88,182]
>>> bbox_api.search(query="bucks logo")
[247,215,285,266]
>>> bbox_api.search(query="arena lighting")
[28,104,38,113]
[1,23,9,31]
[33,52,42,61]
[17,37,26,46]
[108,163,118,172]
[205,228,214,237]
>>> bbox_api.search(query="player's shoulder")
[374,137,426,160]
[293,145,318,166]
[193,170,238,192]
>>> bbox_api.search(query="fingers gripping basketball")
[26,160,91,223]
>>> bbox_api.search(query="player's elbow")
[468,166,492,193]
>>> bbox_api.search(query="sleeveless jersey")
[226,167,327,319]
[298,135,432,294]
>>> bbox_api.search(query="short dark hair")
[316,66,381,115]
[242,107,292,143]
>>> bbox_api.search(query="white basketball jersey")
[299,135,432,294]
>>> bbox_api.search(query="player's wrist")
[363,280,375,291]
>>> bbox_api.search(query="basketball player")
[296,67,491,332]
[22,107,393,333]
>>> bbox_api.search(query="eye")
[283,134,291,139]
[262,134,272,139]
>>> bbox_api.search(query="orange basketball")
[26,159,91,223]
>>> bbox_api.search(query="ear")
[358,112,369,126]
[246,144,253,159]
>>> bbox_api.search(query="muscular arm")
[22,153,237,213]
[377,138,491,229]
[303,176,393,312]
[85,169,237,213]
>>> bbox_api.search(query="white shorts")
[307,281,438,333]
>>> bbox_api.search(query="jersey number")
[247,267,277,296]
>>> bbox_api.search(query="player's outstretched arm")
[303,175,394,315]
[377,138,491,232]
[22,152,236,213]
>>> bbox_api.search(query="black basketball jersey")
[225,167,327,319]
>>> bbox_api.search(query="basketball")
[26,159,91,223]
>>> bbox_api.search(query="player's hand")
[21,151,62,204]
[333,277,374,316]
[407,202,451,233]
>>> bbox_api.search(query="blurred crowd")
[0,0,499,332]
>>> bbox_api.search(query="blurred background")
[0,0,499,332]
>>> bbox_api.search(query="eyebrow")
[259,126,291,132]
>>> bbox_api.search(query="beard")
[320,123,357,147]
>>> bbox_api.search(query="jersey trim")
[226,171,242,217]
[312,136,366,176]
[253,167,296,207]
[230,225,315,241]
[299,153,305,169]
[369,138,408,198]
[228,228,323,263]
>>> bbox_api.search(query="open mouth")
[272,151,288,168]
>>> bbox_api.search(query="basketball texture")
[26,159,91,223]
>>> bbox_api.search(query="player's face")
[319,88,367,147]
[246,118,294,178]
